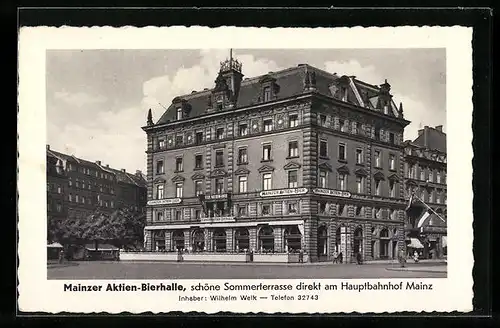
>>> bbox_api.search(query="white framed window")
[356,176,364,193]
[156,160,164,174]
[175,183,183,198]
[420,167,426,181]
[262,173,272,190]
[288,141,299,157]
[215,178,224,194]
[262,144,272,161]
[263,86,271,102]
[436,171,441,183]
[158,138,166,149]
[216,128,224,140]
[237,205,247,216]
[429,190,434,203]
[175,157,183,172]
[389,154,396,170]
[239,176,248,193]
[195,154,203,169]
[288,170,298,188]
[75,195,79,203]
[175,210,182,221]
[338,173,347,190]
[288,202,298,214]
[81,196,85,204]
[289,114,298,127]
[156,211,164,221]
[428,170,434,182]
[262,203,271,215]
[374,150,381,167]
[238,148,248,164]
[356,148,363,164]
[338,142,346,161]
[156,184,164,199]
[319,114,327,127]
[215,150,224,167]
[319,170,327,188]
[375,179,382,196]
[239,123,248,136]
[263,119,273,132]
[176,107,182,120]
[194,180,203,196]
[389,180,396,197]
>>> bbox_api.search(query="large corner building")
[142,54,411,262]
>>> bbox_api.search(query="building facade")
[142,56,410,262]
[403,125,447,258]
[46,145,147,242]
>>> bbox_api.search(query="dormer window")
[263,86,271,102]
[176,107,183,120]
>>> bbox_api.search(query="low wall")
[253,254,289,263]
[120,252,308,263]
[182,253,248,262]
[120,252,178,261]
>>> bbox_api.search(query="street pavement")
[47,260,447,280]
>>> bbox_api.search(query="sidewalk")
[117,259,446,266]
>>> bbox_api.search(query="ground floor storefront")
[405,233,447,259]
[143,217,405,263]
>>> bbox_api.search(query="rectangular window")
[352,122,358,134]
[288,170,298,188]
[110,201,114,208]
[319,202,327,214]
[175,157,183,172]
[428,170,434,182]
[436,171,441,183]
[57,185,62,194]
[239,176,248,193]
[436,190,441,204]
[175,135,183,146]
[338,143,346,161]
[356,176,364,193]
[319,170,327,188]
[216,128,224,140]
[81,196,85,204]
[263,86,271,102]
[195,155,203,169]
[389,180,396,197]
[263,119,273,132]
[158,138,166,149]
[215,178,224,194]
[389,132,395,144]
[175,210,182,221]
[215,150,224,167]
[262,204,271,215]
[288,202,298,214]
[176,107,182,120]
[356,148,363,164]
[319,114,327,127]
[156,211,164,221]
[262,173,272,190]
[338,174,347,191]
[429,190,434,203]
[319,140,328,157]
[262,144,272,161]
[156,185,164,199]
[156,160,164,174]
[175,183,183,198]
[75,195,79,203]
[238,148,248,164]
[389,154,396,170]
[289,114,298,127]
[356,206,363,216]
[374,150,381,167]
[375,127,381,140]
[68,180,72,187]
[288,141,299,157]
[194,180,203,196]
[239,123,248,136]
[420,167,426,181]
[195,132,203,144]
[195,209,201,220]
[56,203,62,212]
[237,205,247,216]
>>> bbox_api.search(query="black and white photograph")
[18,26,473,313]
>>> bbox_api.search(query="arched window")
[235,228,249,252]
[172,230,184,251]
[258,226,274,252]
[153,230,166,251]
[284,226,302,252]
[335,227,342,252]
[212,228,227,252]
[379,228,390,259]
[317,225,328,257]
[192,229,204,252]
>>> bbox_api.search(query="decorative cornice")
[374,172,385,180]
[258,165,275,173]
[153,177,166,184]
[318,162,333,172]
[191,173,205,180]
[354,168,368,176]
[171,175,185,182]
[210,169,228,178]
[388,174,400,182]
[337,165,350,174]
[234,167,251,175]
[283,161,301,170]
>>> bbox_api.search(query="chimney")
[96,160,101,165]
[418,129,424,137]
[46,145,50,150]
[106,164,109,168]
[136,170,142,176]
[435,125,443,132]
[121,169,126,173]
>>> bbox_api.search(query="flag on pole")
[417,209,432,229]
[405,192,414,212]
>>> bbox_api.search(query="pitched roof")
[154,64,401,125]
[413,126,447,153]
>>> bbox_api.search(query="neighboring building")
[46,145,147,242]
[403,125,447,258]
[142,54,410,262]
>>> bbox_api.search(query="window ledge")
[237,162,249,166]
[286,156,300,160]
[156,172,165,175]
[174,170,184,173]
[214,164,225,168]
[374,166,383,170]
[389,168,397,172]
[261,159,273,163]
[355,162,365,166]
[193,167,204,171]
[338,159,348,164]
[319,156,329,160]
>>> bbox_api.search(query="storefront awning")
[407,238,424,249]
[47,242,63,248]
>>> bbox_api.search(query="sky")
[46,48,446,173]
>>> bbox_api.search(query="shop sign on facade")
[200,216,236,223]
[422,226,447,234]
[205,193,228,200]
[312,188,351,198]
[147,198,182,206]
[260,188,308,197]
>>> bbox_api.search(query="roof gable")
[283,161,301,170]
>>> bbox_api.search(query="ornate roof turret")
[146,108,153,126]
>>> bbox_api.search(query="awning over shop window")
[442,236,447,248]
[407,238,424,249]
[47,242,63,248]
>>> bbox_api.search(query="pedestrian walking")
[58,249,64,264]
[413,250,419,263]
[356,252,363,265]
[398,249,406,268]
[299,249,304,263]
[339,252,343,264]
[332,250,338,264]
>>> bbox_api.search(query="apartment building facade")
[142,56,410,262]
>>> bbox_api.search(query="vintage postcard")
[18,26,473,313]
